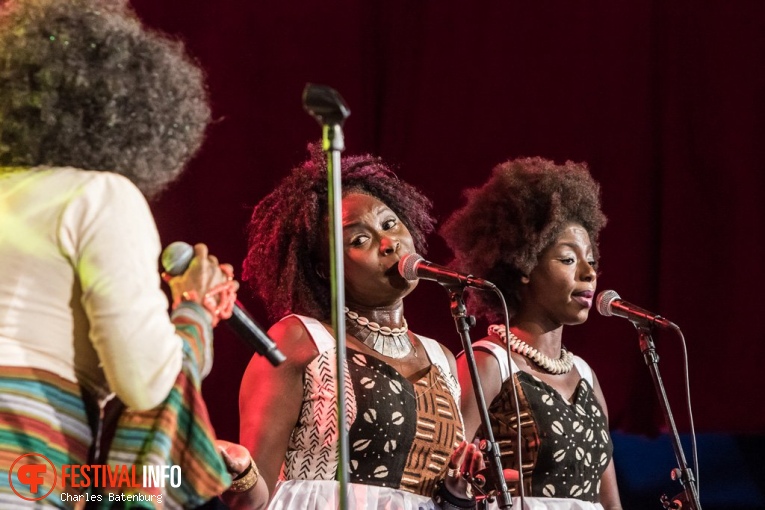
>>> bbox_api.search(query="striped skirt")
[0,367,92,508]
[0,316,231,509]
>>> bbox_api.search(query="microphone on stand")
[595,290,679,330]
[302,83,351,126]
[398,253,496,290]
[161,242,286,367]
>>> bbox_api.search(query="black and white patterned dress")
[470,340,611,510]
[268,315,464,510]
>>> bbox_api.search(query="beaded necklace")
[345,307,415,359]
[488,324,574,375]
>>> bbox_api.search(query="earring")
[315,267,328,280]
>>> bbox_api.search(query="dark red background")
[130,1,765,447]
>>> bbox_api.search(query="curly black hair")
[441,157,607,322]
[0,0,210,198]
[243,144,435,322]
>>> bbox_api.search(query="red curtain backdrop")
[130,1,765,442]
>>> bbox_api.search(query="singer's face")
[519,223,597,327]
[339,192,417,307]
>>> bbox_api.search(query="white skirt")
[485,497,604,509]
[268,479,437,510]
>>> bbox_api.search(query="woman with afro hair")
[441,157,622,509]
[0,0,236,506]
[220,146,483,510]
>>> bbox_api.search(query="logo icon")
[9,453,57,501]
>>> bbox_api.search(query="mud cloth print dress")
[469,340,612,510]
[267,315,465,510]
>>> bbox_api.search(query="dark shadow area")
[613,432,765,509]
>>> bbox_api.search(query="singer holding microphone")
[0,1,235,506]
[220,146,483,509]
[441,157,623,509]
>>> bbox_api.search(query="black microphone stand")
[635,325,701,510]
[302,83,351,510]
[446,285,513,509]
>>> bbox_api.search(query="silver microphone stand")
[302,83,351,510]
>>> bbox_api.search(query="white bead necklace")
[345,307,415,359]
[488,324,574,375]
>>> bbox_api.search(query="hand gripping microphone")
[161,242,286,366]
[398,253,496,290]
[596,290,679,330]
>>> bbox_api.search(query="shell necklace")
[488,324,574,375]
[345,307,415,359]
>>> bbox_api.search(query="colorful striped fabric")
[100,305,232,508]
[0,367,92,507]
[0,303,231,508]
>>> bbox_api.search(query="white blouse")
[0,167,189,410]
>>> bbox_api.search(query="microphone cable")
[675,327,700,495]
[493,287,525,507]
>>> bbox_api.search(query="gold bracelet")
[229,459,259,493]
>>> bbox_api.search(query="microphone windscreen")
[398,253,424,281]
[595,289,620,317]
[161,241,194,276]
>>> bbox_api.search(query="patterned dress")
[268,315,465,510]
[470,340,612,510]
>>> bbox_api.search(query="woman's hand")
[444,440,485,499]
[217,439,252,479]
[217,439,270,510]
[165,243,239,326]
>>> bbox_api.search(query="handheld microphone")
[398,253,496,290]
[595,290,679,330]
[161,242,286,367]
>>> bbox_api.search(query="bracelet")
[228,459,259,493]
[165,264,238,328]
[433,479,475,509]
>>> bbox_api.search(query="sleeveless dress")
[469,340,612,510]
[268,315,465,510]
